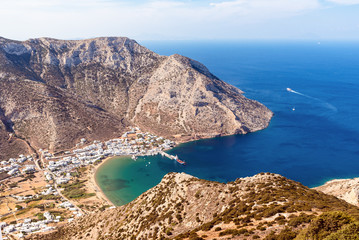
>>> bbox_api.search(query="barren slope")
[315,178,359,207]
[0,36,272,158]
[29,172,359,240]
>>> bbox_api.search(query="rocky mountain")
[0,37,272,159]
[315,178,359,207]
[30,172,359,240]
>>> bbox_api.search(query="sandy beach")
[89,156,117,206]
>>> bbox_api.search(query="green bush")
[264,227,296,240]
[325,222,359,240]
[35,212,45,220]
[9,182,18,188]
[305,212,355,239]
[218,229,240,236]
[288,213,312,227]
[61,180,94,199]
[15,204,23,210]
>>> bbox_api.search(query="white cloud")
[210,0,320,17]
[326,0,359,5]
[146,1,186,8]
[210,0,247,8]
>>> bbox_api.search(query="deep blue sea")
[96,41,359,206]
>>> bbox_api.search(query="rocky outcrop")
[315,178,359,206]
[29,172,359,240]
[131,54,272,140]
[0,37,272,158]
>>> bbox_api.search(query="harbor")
[159,152,186,165]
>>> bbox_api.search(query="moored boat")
[175,155,186,165]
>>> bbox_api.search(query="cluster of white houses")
[0,127,175,238]
[1,211,56,238]
[58,201,82,219]
[45,128,174,182]
[2,189,81,238]
[0,155,36,177]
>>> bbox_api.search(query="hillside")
[315,178,359,207]
[29,172,359,240]
[0,37,273,160]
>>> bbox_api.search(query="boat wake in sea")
[286,88,337,112]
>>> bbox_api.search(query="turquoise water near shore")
[95,155,186,206]
[96,41,359,206]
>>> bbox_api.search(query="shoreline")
[313,176,359,189]
[90,156,118,206]
[313,176,359,207]
[90,151,359,212]
[91,152,171,207]
[86,133,268,209]
[311,175,359,189]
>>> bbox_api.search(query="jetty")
[160,152,186,165]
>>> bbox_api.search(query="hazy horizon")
[1,0,359,41]
[2,37,359,43]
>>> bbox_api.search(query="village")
[0,127,175,239]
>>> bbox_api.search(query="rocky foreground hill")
[0,37,273,160]
[29,172,359,240]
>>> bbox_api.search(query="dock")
[159,151,186,165]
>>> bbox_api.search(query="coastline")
[313,178,351,187]
[90,156,117,206]
[313,176,359,207]
[313,176,359,190]
[311,175,359,189]
[91,153,171,207]
[91,145,359,214]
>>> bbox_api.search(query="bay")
[96,41,359,206]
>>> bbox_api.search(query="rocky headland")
[315,178,359,207]
[0,36,273,160]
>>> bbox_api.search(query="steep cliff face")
[29,172,359,240]
[0,37,272,158]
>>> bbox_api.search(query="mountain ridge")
[0,36,272,159]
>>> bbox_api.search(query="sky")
[1,0,359,41]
